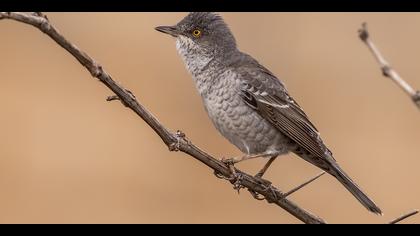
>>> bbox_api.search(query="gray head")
[155,12,237,56]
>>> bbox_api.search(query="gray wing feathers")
[238,61,332,160]
[236,56,381,214]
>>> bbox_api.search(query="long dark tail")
[330,162,382,215]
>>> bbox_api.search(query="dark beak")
[155,25,179,37]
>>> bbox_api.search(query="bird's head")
[155,12,237,56]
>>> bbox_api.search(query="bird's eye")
[192,29,201,38]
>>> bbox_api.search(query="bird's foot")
[248,181,279,202]
[248,175,281,203]
[220,157,244,193]
[221,157,239,165]
[232,173,245,193]
[213,158,234,180]
[221,157,238,178]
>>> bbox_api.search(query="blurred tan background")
[0,13,419,224]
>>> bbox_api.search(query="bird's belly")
[203,93,290,156]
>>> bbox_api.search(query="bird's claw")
[247,176,280,203]
[213,170,225,179]
[232,173,245,193]
[247,184,280,202]
[221,157,236,166]
[213,170,235,181]
[218,157,244,192]
[213,168,244,192]
[220,157,237,178]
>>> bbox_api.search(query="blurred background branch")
[389,210,419,224]
[359,22,420,110]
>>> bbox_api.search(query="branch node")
[168,130,187,152]
[39,18,51,33]
[412,91,420,108]
[358,22,369,41]
[0,12,10,20]
[92,64,104,78]
[381,65,391,77]
[168,143,178,152]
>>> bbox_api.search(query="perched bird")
[155,12,381,214]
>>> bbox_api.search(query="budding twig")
[358,22,420,110]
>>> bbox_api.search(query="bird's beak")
[155,25,179,37]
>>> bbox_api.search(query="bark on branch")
[0,12,326,224]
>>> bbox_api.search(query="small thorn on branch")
[106,95,120,102]
[283,172,326,198]
[106,89,136,107]
[389,209,419,224]
[106,94,131,107]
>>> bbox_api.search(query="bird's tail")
[330,162,382,215]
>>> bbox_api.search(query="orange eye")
[192,29,201,37]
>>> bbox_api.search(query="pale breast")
[200,70,290,155]
[175,36,289,156]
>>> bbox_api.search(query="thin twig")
[358,22,420,110]
[389,209,419,224]
[0,12,326,224]
[283,172,326,198]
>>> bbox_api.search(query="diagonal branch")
[389,209,419,224]
[0,12,326,224]
[358,22,420,110]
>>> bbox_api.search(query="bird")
[155,12,382,214]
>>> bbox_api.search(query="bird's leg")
[221,152,275,165]
[221,152,278,191]
[255,155,278,178]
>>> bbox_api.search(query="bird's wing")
[237,60,332,160]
